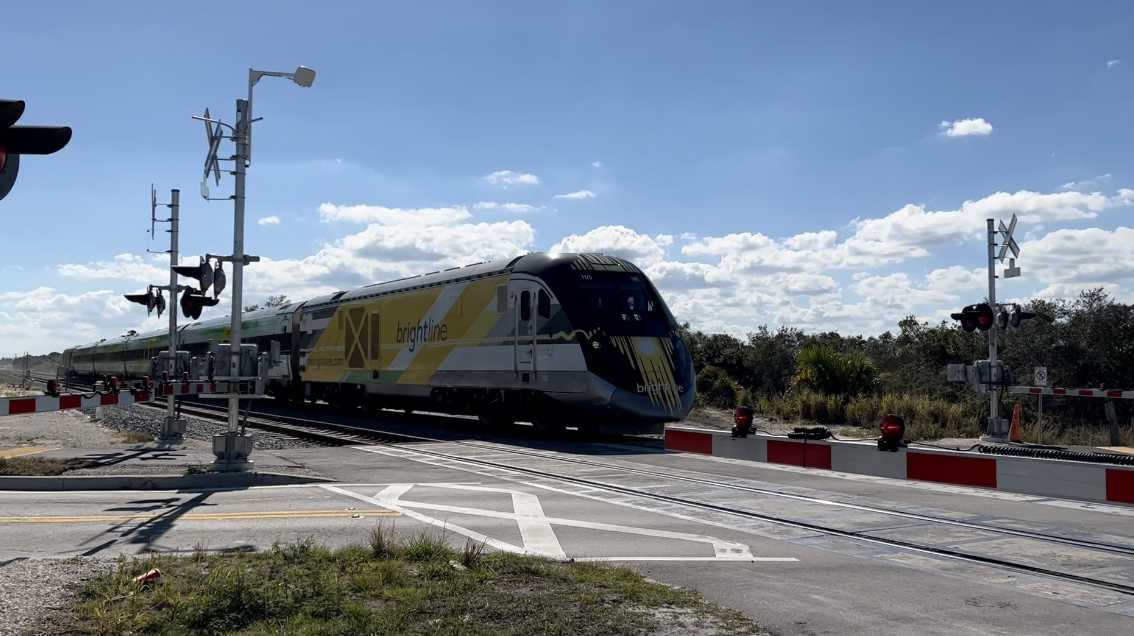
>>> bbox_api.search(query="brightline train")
[63,252,695,434]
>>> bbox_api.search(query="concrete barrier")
[665,426,1134,506]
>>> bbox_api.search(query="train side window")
[496,285,507,313]
[538,289,551,319]
[520,290,531,321]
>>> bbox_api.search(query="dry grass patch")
[0,456,96,476]
[57,531,763,635]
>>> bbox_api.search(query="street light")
[208,65,316,471]
[246,66,317,165]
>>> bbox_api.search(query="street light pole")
[226,98,249,436]
[208,66,315,471]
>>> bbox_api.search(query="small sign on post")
[1034,366,1048,387]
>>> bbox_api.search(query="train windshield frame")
[557,272,674,336]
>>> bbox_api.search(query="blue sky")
[3,1,1133,353]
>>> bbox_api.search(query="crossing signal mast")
[948,214,1039,441]
[192,65,316,471]
[123,187,190,440]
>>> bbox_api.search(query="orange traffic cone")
[1009,402,1023,442]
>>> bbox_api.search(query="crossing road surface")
[3,438,1134,635]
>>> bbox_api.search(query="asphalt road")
[3,436,1134,635]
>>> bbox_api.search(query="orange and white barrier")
[665,426,1134,506]
[0,390,151,417]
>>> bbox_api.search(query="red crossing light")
[878,414,905,452]
[951,303,994,333]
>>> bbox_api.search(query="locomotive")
[62,252,695,434]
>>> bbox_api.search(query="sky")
[2,1,1133,354]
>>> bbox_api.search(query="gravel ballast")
[97,404,324,450]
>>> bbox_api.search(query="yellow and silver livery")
[64,253,695,435]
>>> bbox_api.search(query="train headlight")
[591,340,601,349]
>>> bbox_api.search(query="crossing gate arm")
[1007,386,1134,399]
[0,390,152,417]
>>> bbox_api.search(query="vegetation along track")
[151,398,1134,598]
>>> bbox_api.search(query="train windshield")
[577,278,672,336]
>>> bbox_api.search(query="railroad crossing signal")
[997,214,1022,278]
[0,100,72,202]
[951,303,994,332]
[173,256,226,299]
[123,287,167,318]
[180,288,219,320]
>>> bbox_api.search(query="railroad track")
[150,397,1134,598]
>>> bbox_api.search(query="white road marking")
[346,448,798,562]
[322,484,526,555]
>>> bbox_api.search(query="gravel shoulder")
[0,557,116,636]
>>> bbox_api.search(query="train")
[62,252,696,434]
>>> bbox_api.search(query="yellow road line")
[0,446,56,459]
[0,508,399,524]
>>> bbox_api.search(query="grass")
[115,430,155,444]
[60,528,761,635]
[755,391,1134,447]
[756,391,981,441]
[0,456,97,476]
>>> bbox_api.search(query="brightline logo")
[395,319,449,352]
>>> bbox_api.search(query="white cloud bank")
[11,183,1134,353]
[939,117,993,137]
[481,170,540,188]
[554,190,595,200]
[257,215,281,226]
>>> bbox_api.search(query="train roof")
[308,252,642,309]
[65,252,643,351]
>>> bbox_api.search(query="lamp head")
[292,66,316,87]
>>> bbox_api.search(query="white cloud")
[551,225,671,266]
[22,180,1134,353]
[1060,173,1112,191]
[938,117,993,137]
[318,203,472,225]
[56,253,169,284]
[591,160,603,168]
[257,215,281,226]
[0,287,160,354]
[1107,59,1121,68]
[473,201,541,214]
[553,190,596,200]
[481,170,540,188]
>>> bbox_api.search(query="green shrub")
[696,365,738,408]
[794,345,879,396]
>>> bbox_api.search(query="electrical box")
[209,343,260,380]
[151,350,190,378]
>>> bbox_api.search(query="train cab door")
[511,281,540,382]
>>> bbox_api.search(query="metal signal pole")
[986,218,1002,439]
[165,189,182,438]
